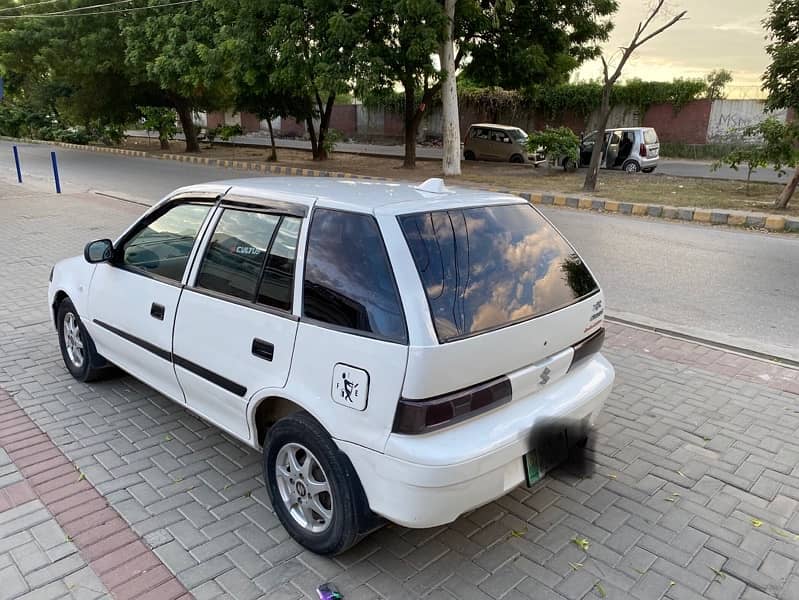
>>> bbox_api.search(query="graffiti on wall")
[707,100,789,142]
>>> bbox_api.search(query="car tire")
[510,154,524,164]
[464,150,476,161]
[623,160,641,173]
[264,411,376,555]
[56,298,108,382]
[642,167,656,173]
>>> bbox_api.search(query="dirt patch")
[119,137,798,217]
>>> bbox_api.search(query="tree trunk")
[306,116,319,158]
[158,131,169,150]
[314,93,335,161]
[403,81,418,168]
[440,0,461,176]
[174,101,199,153]
[583,89,611,192]
[775,164,799,209]
[266,118,277,162]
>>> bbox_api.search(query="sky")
[575,0,772,97]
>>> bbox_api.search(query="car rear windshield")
[399,204,599,342]
[644,129,659,144]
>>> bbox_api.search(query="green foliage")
[713,117,799,194]
[139,106,178,146]
[659,142,745,161]
[526,126,580,166]
[705,69,733,100]
[763,0,799,111]
[215,123,244,142]
[322,129,342,155]
[462,0,618,89]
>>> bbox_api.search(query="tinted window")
[196,209,281,301]
[303,209,406,343]
[644,129,659,144]
[399,204,598,342]
[257,216,301,310]
[121,203,210,282]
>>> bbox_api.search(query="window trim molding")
[300,206,409,345]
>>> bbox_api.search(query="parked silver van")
[578,127,660,173]
[463,124,538,163]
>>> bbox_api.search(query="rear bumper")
[338,353,614,528]
[640,156,659,169]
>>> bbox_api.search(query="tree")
[121,1,230,153]
[356,0,447,168]
[462,0,618,90]
[705,69,733,101]
[139,106,177,150]
[763,0,799,208]
[526,127,580,170]
[714,118,799,196]
[440,0,461,176]
[583,0,686,192]
[255,0,358,161]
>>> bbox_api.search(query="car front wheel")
[56,298,108,382]
[264,411,374,555]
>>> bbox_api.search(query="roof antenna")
[415,178,451,194]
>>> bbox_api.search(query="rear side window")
[644,129,659,144]
[196,209,301,311]
[303,209,406,343]
[399,204,599,342]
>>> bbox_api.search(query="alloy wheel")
[275,442,333,533]
[63,312,85,368]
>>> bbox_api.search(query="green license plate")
[523,450,542,487]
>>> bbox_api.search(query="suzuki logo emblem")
[539,366,552,386]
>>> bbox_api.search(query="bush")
[55,127,90,144]
[526,126,580,169]
[322,129,342,155]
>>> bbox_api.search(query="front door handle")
[150,303,165,321]
[252,338,274,362]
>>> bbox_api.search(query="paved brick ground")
[2,184,799,599]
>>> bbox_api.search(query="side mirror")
[84,239,114,263]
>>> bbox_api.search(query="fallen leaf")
[572,536,590,551]
[751,519,763,528]
[568,562,583,571]
[677,471,686,478]
[77,472,85,482]
[224,483,231,490]
[595,582,607,598]
[244,491,252,498]
[702,437,711,442]
[670,581,676,587]
[607,473,617,479]
[632,567,647,575]
[164,435,172,441]
[664,497,677,502]
[771,526,790,538]
[709,566,726,580]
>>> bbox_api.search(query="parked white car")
[49,177,614,555]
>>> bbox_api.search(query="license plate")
[523,427,572,487]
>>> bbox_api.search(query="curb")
[6,136,798,233]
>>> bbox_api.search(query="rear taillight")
[570,328,605,369]
[639,143,647,157]
[392,376,512,435]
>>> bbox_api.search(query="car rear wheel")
[510,154,524,164]
[264,411,376,555]
[56,298,108,382]
[464,150,476,161]
[623,160,641,173]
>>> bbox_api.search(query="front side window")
[303,209,406,343]
[196,209,302,311]
[399,204,599,342]
[120,202,211,282]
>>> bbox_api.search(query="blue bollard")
[12,145,22,183]
[50,151,61,193]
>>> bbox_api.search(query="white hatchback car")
[49,177,614,555]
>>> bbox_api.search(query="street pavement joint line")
[0,387,192,600]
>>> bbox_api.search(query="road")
[128,130,789,183]
[5,139,799,361]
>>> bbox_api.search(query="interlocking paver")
[2,185,799,599]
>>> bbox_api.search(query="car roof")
[469,123,524,131]
[167,177,526,216]
[590,127,655,132]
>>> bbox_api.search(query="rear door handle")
[150,303,165,320]
[252,338,274,362]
